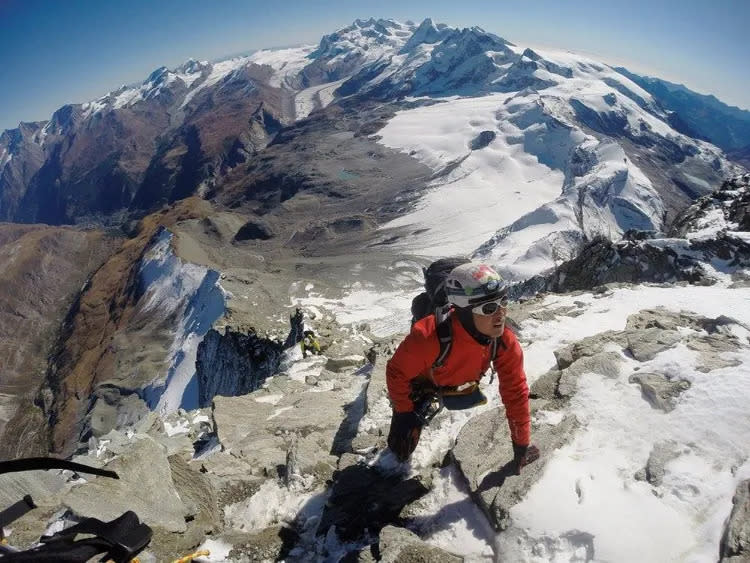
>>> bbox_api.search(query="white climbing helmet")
[445,262,507,309]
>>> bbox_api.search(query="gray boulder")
[63,435,189,532]
[687,333,744,373]
[721,480,750,562]
[212,390,343,482]
[168,455,220,534]
[558,351,624,397]
[378,525,462,562]
[628,372,691,412]
[0,472,70,549]
[625,328,682,362]
[452,407,578,530]
[86,386,151,438]
[0,469,69,508]
[634,441,683,486]
[325,354,366,372]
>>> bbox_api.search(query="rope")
[173,549,211,563]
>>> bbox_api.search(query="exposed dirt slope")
[0,224,120,459]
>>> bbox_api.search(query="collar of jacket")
[453,307,493,346]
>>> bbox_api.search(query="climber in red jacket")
[386,261,537,472]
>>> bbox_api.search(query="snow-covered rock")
[63,435,190,532]
[510,174,750,298]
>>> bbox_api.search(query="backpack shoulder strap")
[488,337,499,377]
[432,310,453,368]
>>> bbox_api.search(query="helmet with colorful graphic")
[445,262,507,309]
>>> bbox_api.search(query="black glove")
[511,443,540,475]
[387,411,423,462]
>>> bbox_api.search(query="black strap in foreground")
[39,510,153,563]
[0,458,118,480]
[3,511,152,563]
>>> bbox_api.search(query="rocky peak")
[176,58,208,75]
[1,122,44,155]
[48,103,81,135]
[310,18,414,61]
[399,17,452,53]
[511,174,750,299]
[146,65,170,85]
[670,173,750,237]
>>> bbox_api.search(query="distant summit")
[0,17,744,229]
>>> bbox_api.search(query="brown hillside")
[0,223,120,460]
[39,198,211,456]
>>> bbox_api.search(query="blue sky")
[1,0,748,131]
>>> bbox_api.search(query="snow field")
[248,46,315,89]
[375,89,665,272]
[505,284,750,562]
[377,93,566,257]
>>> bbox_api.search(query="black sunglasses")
[471,295,509,316]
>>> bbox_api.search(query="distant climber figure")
[290,308,304,344]
[301,330,321,358]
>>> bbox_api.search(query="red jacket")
[386,314,530,445]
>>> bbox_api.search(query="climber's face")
[472,301,507,338]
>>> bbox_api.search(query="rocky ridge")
[2,288,747,561]
[510,173,750,298]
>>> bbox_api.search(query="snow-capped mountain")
[0,54,287,224]
[0,17,744,234]
[2,17,750,563]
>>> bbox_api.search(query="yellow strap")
[173,549,210,563]
[440,381,480,396]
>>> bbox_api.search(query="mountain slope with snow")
[2,16,750,563]
[370,42,739,279]
[0,16,743,244]
[6,185,749,560]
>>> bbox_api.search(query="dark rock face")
[570,99,629,136]
[511,236,706,299]
[670,174,750,236]
[234,220,274,241]
[0,123,47,220]
[511,175,750,299]
[470,130,496,150]
[720,480,750,562]
[195,328,285,408]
